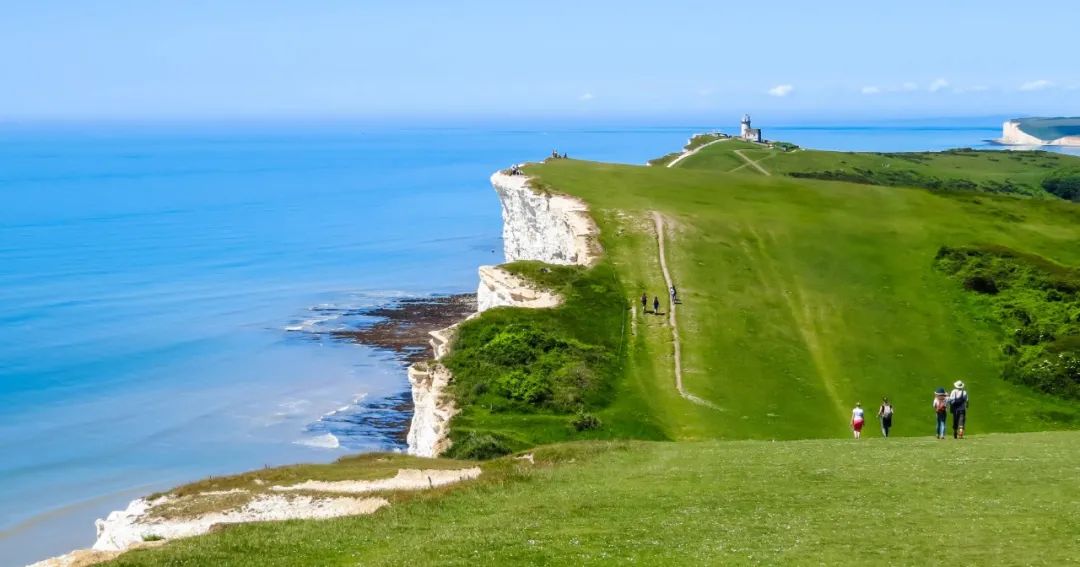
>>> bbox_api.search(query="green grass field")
[99,139,1080,564]
[108,432,1080,566]
[526,155,1080,440]
[676,141,1075,198]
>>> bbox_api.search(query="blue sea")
[1,118,1076,564]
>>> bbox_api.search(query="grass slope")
[108,431,1080,566]
[528,157,1080,439]
[678,142,1080,198]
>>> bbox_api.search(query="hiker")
[851,402,865,439]
[947,380,969,439]
[933,387,948,439]
[641,292,648,313]
[653,296,660,315]
[670,285,678,304]
[877,397,894,438]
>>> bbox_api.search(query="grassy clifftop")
[431,141,1080,448]
[109,431,1080,566]
[525,153,1080,440]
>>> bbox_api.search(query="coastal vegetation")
[443,260,665,459]
[106,432,1080,566]
[934,245,1080,400]
[1042,167,1080,201]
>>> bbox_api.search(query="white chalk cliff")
[476,265,561,312]
[491,171,601,266]
[998,119,1080,146]
[404,169,600,458]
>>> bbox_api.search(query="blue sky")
[1,0,1077,122]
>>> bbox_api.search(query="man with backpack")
[877,397,894,438]
[947,380,969,439]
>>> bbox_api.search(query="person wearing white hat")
[947,380,969,439]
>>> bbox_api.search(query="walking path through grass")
[666,138,728,168]
[731,148,772,175]
[652,211,719,410]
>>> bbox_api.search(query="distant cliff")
[998,117,1080,146]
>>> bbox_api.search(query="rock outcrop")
[477,265,561,313]
[92,494,389,553]
[405,362,457,457]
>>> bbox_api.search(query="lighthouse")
[739,114,763,143]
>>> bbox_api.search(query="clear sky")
[1,0,1077,122]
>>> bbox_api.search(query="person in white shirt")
[947,380,969,439]
[851,402,865,439]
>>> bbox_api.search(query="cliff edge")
[404,169,600,458]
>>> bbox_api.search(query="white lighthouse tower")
[739,114,763,142]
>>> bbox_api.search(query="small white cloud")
[861,86,881,95]
[767,84,794,97]
[578,92,595,101]
[1019,79,1054,91]
[901,82,919,92]
[928,78,949,93]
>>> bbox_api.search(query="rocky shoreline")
[330,294,477,365]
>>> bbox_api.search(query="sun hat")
[954,380,965,389]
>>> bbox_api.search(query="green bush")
[1042,168,1080,201]
[789,167,1038,197]
[496,369,552,404]
[443,262,623,420]
[570,411,603,432]
[935,245,1080,399]
[445,432,513,460]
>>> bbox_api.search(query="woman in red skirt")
[851,402,865,439]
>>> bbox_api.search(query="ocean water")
[1,119,1076,564]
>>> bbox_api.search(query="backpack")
[881,404,893,418]
[951,392,967,412]
[934,398,947,413]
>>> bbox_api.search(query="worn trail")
[651,212,720,409]
[666,138,727,168]
[731,149,772,175]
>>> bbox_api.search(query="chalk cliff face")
[999,118,1080,146]
[405,170,600,458]
[405,362,456,457]
[491,172,601,266]
[1000,120,1049,146]
[476,265,561,312]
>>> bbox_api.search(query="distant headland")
[996,116,1080,147]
